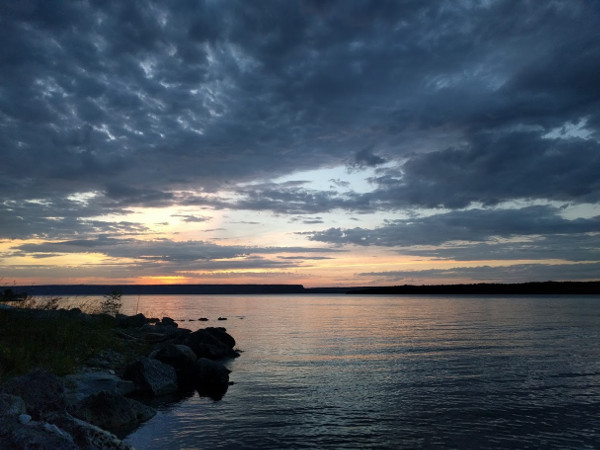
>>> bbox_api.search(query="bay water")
[113,294,600,449]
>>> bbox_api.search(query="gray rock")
[45,412,134,450]
[0,393,26,417]
[2,369,66,419]
[123,357,178,396]
[69,391,156,432]
[19,414,32,424]
[0,415,78,450]
[64,370,136,404]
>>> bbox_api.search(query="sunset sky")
[1,1,599,287]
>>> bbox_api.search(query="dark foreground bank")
[0,306,238,449]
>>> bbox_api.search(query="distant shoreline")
[4,281,600,297]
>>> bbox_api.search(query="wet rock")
[69,391,156,433]
[123,357,178,396]
[189,358,231,400]
[2,369,66,419]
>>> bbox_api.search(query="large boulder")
[123,357,178,396]
[182,327,239,360]
[64,370,135,404]
[189,358,231,400]
[2,369,66,419]
[153,344,197,372]
[69,391,156,433]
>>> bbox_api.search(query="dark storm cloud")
[350,148,387,169]
[1,0,599,249]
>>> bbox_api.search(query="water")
[114,294,600,449]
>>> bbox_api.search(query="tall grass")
[0,293,131,383]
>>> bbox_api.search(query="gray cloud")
[1,1,599,281]
[306,205,600,264]
[12,237,341,264]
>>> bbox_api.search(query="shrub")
[99,289,122,316]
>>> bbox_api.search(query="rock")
[198,317,209,321]
[205,327,236,349]
[117,312,148,328]
[64,370,136,404]
[182,327,239,360]
[69,391,156,432]
[189,358,231,400]
[123,357,178,396]
[0,394,26,417]
[45,412,134,450]
[154,344,197,371]
[2,369,66,419]
[19,414,32,424]
[144,332,173,343]
[217,317,227,320]
[161,316,178,328]
[142,322,191,339]
[0,414,78,450]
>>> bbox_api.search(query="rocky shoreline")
[0,308,239,449]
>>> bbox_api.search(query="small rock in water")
[198,317,209,321]
[217,317,227,321]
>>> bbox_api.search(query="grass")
[0,294,145,383]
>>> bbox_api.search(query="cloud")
[306,205,600,263]
[358,262,600,283]
[2,1,598,213]
[350,148,387,169]
[13,237,341,264]
[307,205,600,246]
[1,1,599,283]
[171,214,211,223]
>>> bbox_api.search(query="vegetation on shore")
[0,291,143,383]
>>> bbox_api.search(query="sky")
[1,0,600,287]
